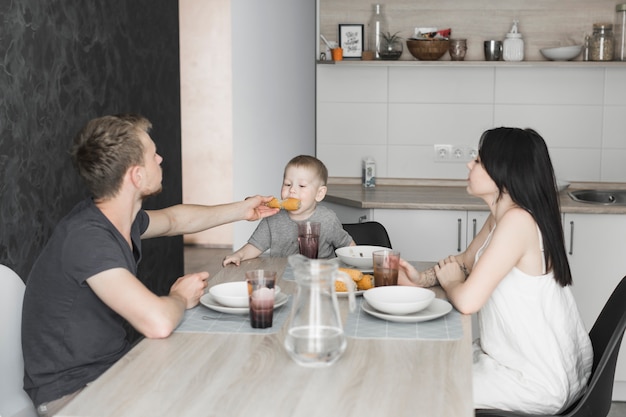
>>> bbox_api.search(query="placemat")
[175,297,292,335]
[281,261,426,281]
[344,298,463,341]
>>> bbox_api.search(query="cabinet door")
[373,209,467,262]
[563,213,626,395]
[466,210,490,247]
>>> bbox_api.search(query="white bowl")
[540,45,582,61]
[209,281,280,308]
[363,286,435,315]
[335,245,390,269]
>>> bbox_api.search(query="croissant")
[266,197,301,211]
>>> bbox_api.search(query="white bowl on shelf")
[540,45,583,61]
[363,286,435,315]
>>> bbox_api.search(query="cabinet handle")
[472,219,477,240]
[457,218,462,252]
[568,221,574,255]
[358,215,367,223]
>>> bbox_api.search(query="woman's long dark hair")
[478,127,572,287]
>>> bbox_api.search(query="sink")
[568,190,626,205]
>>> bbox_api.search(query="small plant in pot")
[379,31,403,60]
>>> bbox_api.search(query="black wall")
[0,0,183,295]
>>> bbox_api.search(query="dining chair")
[0,265,37,417]
[475,275,626,417]
[342,221,392,248]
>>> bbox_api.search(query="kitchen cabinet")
[370,209,489,261]
[563,213,626,400]
[321,202,490,261]
[373,209,466,261]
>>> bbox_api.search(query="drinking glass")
[373,249,401,286]
[245,270,277,328]
[298,221,320,259]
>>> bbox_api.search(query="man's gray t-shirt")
[22,198,150,405]
[248,205,352,258]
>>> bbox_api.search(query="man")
[21,114,279,416]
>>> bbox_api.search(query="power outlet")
[451,146,465,161]
[434,144,478,162]
[467,146,478,160]
[433,144,452,161]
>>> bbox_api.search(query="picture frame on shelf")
[338,24,364,58]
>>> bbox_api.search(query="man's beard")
[141,186,163,200]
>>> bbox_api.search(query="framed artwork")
[338,24,364,58]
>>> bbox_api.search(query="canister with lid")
[615,3,626,61]
[589,23,614,61]
[503,19,524,61]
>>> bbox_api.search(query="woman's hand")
[397,259,419,286]
[435,256,466,289]
[398,259,438,287]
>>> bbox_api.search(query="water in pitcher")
[284,325,346,367]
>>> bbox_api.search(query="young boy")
[223,155,354,265]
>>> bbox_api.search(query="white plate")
[339,262,373,274]
[336,289,366,297]
[362,298,452,323]
[200,292,289,315]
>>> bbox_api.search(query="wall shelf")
[317,59,626,68]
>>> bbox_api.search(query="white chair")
[0,265,37,417]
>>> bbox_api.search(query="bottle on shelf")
[582,34,591,61]
[367,4,388,59]
[615,3,626,61]
[503,19,524,61]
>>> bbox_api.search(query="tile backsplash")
[316,64,626,183]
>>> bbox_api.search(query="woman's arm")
[437,209,536,314]
[398,214,495,288]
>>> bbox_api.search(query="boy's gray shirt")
[248,205,352,258]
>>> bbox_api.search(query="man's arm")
[86,268,208,338]
[142,195,279,239]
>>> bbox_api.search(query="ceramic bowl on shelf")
[539,45,583,61]
[335,245,389,269]
[363,286,435,315]
[406,39,450,61]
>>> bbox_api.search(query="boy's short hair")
[285,155,328,185]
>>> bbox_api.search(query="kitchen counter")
[325,179,626,215]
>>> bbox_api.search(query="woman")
[398,127,592,413]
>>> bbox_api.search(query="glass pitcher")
[284,254,356,367]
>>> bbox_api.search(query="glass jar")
[615,3,626,61]
[589,23,615,61]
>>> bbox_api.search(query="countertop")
[325,178,626,215]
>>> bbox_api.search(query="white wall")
[180,0,233,246]
[231,0,316,249]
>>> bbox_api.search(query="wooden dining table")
[57,257,473,417]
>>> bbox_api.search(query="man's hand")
[243,195,280,221]
[169,271,210,309]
